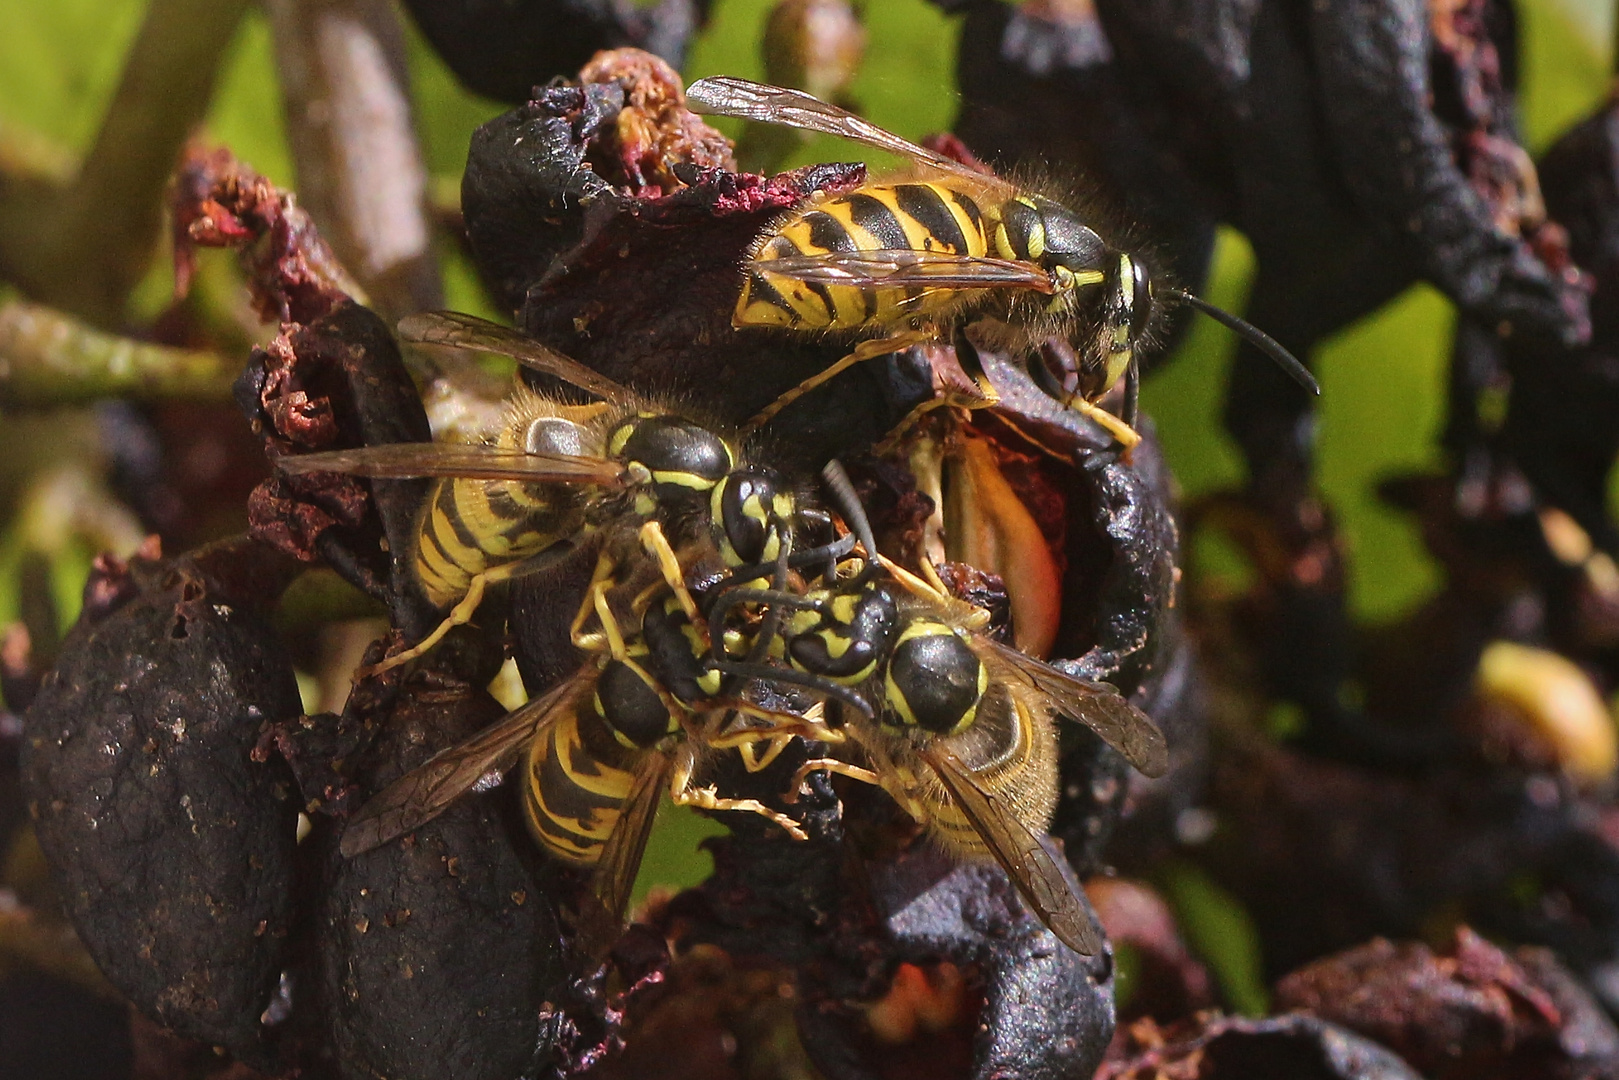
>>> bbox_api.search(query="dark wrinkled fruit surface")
[312,682,565,1080]
[21,551,302,1059]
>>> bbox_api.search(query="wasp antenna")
[821,460,882,565]
[1163,288,1320,396]
[712,660,876,720]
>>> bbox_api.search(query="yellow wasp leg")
[1064,395,1142,450]
[742,329,937,434]
[668,745,808,840]
[570,550,623,653]
[783,757,883,803]
[358,550,560,679]
[638,520,700,622]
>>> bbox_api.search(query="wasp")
[338,556,841,951]
[685,77,1319,446]
[708,463,1167,955]
[277,311,803,677]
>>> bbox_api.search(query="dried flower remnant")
[1275,928,1619,1080]
[171,147,365,327]
[578,49,735,193]
[1097,1012,1424,1080]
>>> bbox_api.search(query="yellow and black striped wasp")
[338,550,847,951]
[707,463,1167,955]
[277,311,802,678]
[684,76,1319,446]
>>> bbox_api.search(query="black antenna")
[712,660,876,719]
[1162,288,1320,396]
[821,460,881,565]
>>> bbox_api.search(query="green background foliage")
[0,0,1610,1007]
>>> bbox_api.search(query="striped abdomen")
[521,693,644,867]
[737,181,994,331]
[412,476,584,608]
[899,691,1057,860]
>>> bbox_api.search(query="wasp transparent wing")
[758,250,1054,293]
[397,311,636,403]
[586,751,670,940]
[979,638,1168,778]
[922,744,1102,955]
[687,77,1012,191]
[339,673,588,857]
[276,442,628,485]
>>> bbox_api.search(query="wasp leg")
[668,745,809,840]
[709,719,843,774]
[570,550,624,654]
[358,547,573,679]
[742,329,937,434]
[784,757,882,803]
[872,331,1001,455]
[1065,394,1141,451]
[1121,354,1141,431]
[638,520,701,622]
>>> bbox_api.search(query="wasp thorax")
[1003,196,1108,284]
[788,583,899,683]
[712,465,794,566]
[596,658,676,749]
[523,416,588,457]
[610,415,735,506]
[884,621,987,734]
[640,595,720,704]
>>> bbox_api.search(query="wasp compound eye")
[884,622,986,734]
[614,416,734,505]
[597,659,675,749]
[712,465,792,566]
[523,416,588,457]
[1129,257,1154,343]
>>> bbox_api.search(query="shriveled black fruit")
[310,679,565,1080]
[21,540,303,1062]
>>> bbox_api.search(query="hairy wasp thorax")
[883,621,989,736]
[610,414,735,505]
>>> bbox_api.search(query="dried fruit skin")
[311,683,566,1080]
[21,547,303,1062]
[398,0,711,105]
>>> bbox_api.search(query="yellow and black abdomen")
[910,689,1058,860]
[412,476,585,608]
[521,690,643,867]
[737,181,993,331]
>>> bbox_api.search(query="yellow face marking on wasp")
[1026,220,1046,260]
[814,630,855,660]
[786,608,822,637]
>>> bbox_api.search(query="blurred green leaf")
[1159,860,1269,1017]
